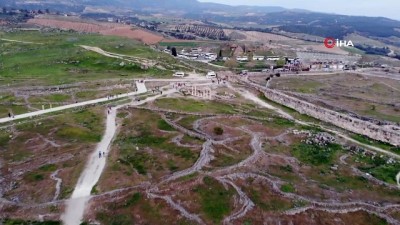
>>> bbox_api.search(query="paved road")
[0,82,147,125]
[61,88,177,225]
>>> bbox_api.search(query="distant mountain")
[1,0,399,42]
[185,11,400,46]
[0,0,287,14]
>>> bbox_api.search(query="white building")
[191,48,202,53]
[236,56,249,62]
[253,56,265,61]
[266,56,280,61]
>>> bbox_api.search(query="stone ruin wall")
[251,84,400,146]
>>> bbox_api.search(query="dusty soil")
[2,82,399,225]
[27,18,164,45]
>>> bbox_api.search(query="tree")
[171,47,177,57]
[224,59,238,69]
[218,49,222,59]
[214,127,224,135]
[2,7,6,14]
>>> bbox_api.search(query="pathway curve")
[61,85,177,225]
[50,170,62,202]
[232,81,400,160]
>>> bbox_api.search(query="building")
[266,56,281,61]
[236,56,249,62]
[253,56,265,61]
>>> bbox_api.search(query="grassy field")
[154,98,236,114]
[0,106,104,205]
[194,176,234,224]
[0,31,175,86]
[1,219,60,225]
[93,191,194,225]
[356,154,400,184]
[97,108,200,191]
[291,142,342,166]
[351,134,400,154]
[153,97,278,118]
[246,185,294,212]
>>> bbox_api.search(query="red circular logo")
[324,37,336,48]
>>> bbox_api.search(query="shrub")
[213,127,224,135]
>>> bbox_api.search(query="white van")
[206,71,217,79]
[173,71,185,77]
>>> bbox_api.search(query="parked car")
[206,71,217,79]
[173,72,185,77]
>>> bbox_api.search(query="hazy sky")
[198,0,400,20]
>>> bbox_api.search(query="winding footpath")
[50,170,63,202]
[61,84,177,225]
[231,81,400,160]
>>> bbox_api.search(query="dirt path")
[234,80,400,160]
[61,106,118,225]
[226,83,295,121]
[397,172,400,188]
[50,170,62,202]
[0,38,43,45]
[61,86,177,225]
[147,193,205,225]
[0,82,147,124]
[164,140,213,183]
[218,176,255,225]
[340,155,398,189]
[80,45,158,67]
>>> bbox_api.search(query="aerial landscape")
[0,0,400,224]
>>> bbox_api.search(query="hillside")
[0,0,287,14]
[2,0,399,47]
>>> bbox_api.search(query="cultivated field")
[27,18,164,45]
